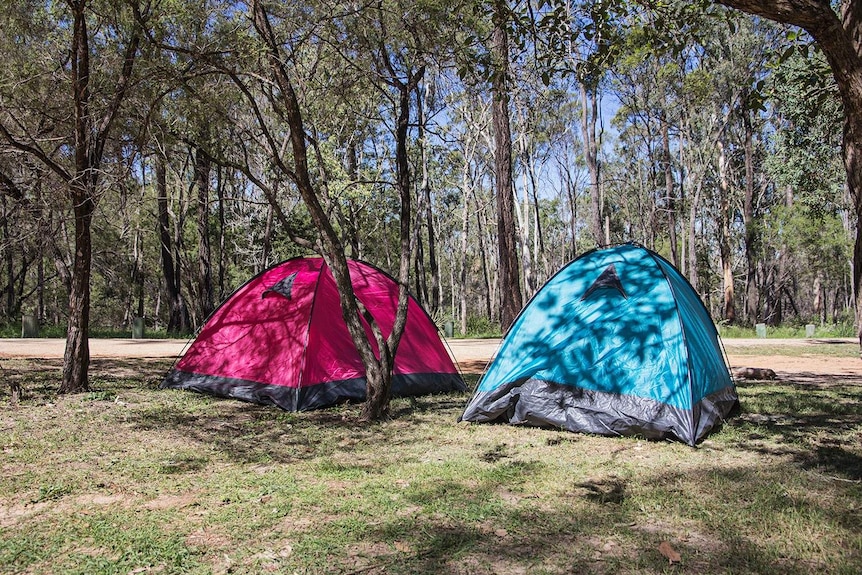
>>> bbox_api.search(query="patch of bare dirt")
[186,527,233,550]
[142,492,200,510]
[726,354,862,385]
[0,501,51,528]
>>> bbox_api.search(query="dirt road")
[0,337,859,378]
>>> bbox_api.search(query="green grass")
[724,341,859,358]
[718,322,857,339]
[0,357,860,574]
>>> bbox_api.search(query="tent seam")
[644,249,697,438]
[297,259,326,407]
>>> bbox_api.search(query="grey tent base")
[162,370,467,412]
[459,377,738,446]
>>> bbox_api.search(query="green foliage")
[765,52,843,217]
[465,315,502,338]
[1,0,859,356]
[720,323,858,340]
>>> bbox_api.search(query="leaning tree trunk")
[250,0,419,421]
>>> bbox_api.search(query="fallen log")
[732,366,778,380]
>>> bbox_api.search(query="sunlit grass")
[724,341,859,358]
[0,357,860,574]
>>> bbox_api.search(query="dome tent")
[460,244,737,446]
[162,257,465,411]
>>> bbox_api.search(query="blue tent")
[460,244,737,446]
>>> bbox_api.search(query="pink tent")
[161,257,465,411]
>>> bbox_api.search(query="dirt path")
[0,337,859,378]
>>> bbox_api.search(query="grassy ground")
[1,355,860,574]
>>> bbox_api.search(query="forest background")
[0,1,854,374]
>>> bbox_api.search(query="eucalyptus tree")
[762,51,848,323]
[223,0,465,420]
[442,84,498,328]
[606,5,786,324]
[0,0,147,393]
[715,0,862,344]
[488,0,523,330]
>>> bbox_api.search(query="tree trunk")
[156,154,190,334]
[251,1,417,421]
[661,112,678,266]
[37,174,50,322]
[216,164,226,301]
[717,139,735,323]
[262,202,274,271]
[560,153,578,260]
[491,0,522,331]
[743,107,759,325]
[475,187,493,321]
[361,70,422,421]
[195,146,214,321]
[459,180,470,335]
[580,83,604,248]
[342,141,362,258]
[1,193,12,318]
[687,179,703,293]
[58,0,139,392]
[60,181,93,394]
[417,80,439,314]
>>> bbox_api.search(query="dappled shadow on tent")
[463,245,735,445]
[504,255,679,397]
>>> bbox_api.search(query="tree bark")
[156,153,190,334]
[1,193,12,318]
[250,1,419,421]
[417,80,440,314]
[194,145,214,321]
[491,0,523,331]
[687,179,703,293]
[58,1,139,393]
[661,112,678,266]
[476,192,494,321]
[580,83,604,248]
[216,164,226,301]
[60,181,93,393]
[459,176,470,335]
[743,106,759,325]
[717,138,736,323]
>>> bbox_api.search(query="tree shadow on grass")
[730,376,862,481]
[1,356,470,466]
[345,461,861,575]
[126,386,472,466]
[0,357,172,404]
[4,357,862,573]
